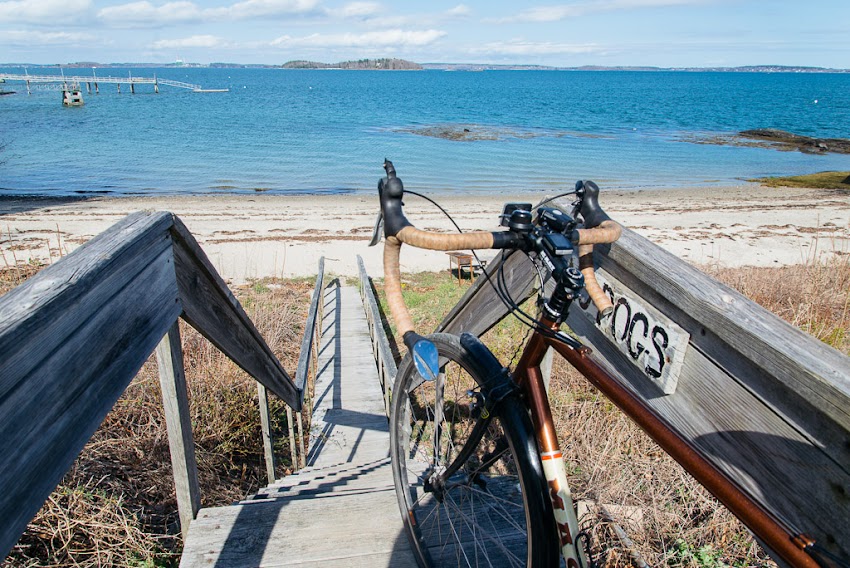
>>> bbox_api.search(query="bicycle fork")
[514,310,589,568]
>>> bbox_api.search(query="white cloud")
[2,29,97,45]
[217,0,319,19]
[471,39,601,55]
[445,4,470,17]
[271,28,445,48]
[0,0,92,23]
[496,0,707,23]
[98,1,200,25]
[152,34,225,49]
[337,1,381,18]
[340,4,471,28]
[98,0,319,26]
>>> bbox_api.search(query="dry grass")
[1,267,312,568]
[377,254,849,568]
[545,361,775,567]
[706,255,850,354]
[544,255,848,566]
[2,248,847,567]
[751,171,850,190]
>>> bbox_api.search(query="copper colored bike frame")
[514,315,819,568]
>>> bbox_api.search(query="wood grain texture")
[156,322,201,539]
[357,256,397,417]
[561,226,850,561]
[0,211,182,559]
[437,249,537,336]
[180,285,417,567]
[257,383,277,485]
[434,203,850,563]
[294,258,324,394]
[169,217,299,408]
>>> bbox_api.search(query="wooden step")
[180,286,416,567]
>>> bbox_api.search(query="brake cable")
[403,190,584,349]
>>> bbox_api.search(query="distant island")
[281,58,421,70]
[422,63,849,73]
[2,61,846,73]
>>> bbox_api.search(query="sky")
[0,0,848,67]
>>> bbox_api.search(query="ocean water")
[1,67,849,196]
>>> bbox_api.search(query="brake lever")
[368,211,384,247]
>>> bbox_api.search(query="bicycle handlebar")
[376,160,621,348]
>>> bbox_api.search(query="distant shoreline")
[2,63,848,73]
[2,184,847,282]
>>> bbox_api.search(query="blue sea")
[1,67,849,196]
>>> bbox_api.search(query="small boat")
[0,90,15,96]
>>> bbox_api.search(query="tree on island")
[282,58,421,70]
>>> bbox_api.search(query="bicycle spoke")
[393,334,556,567]
[463,485,527,534]
[442,491,525,567]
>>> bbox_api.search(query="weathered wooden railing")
[357,255,398,417]
[292,257,325,470]
[438,209,850,566]
[0,211,315,560]
[256,257,323,481]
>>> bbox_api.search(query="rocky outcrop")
[739,129,850,154]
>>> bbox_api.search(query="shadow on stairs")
[179,285,417,567]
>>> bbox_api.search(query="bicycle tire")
[390,333,559,567]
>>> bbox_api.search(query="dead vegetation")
[1,268,311,567]
[1,251,847,567]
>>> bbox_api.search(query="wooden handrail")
[295,258,325,396]
[0,211,302,560]
[437,213,850,564]
[287,258,325,470]
[357,255,398,417]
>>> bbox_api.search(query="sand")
[1,184,848,284]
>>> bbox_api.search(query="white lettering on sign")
[577,272,689,395]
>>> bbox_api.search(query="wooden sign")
[439,222,850,566]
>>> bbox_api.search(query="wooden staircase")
[179,285,417,567]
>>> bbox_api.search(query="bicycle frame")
[373,161,827,567]
[513,312,821,568]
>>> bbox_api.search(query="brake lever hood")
[368,211,384,247]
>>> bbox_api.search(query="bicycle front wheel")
[390,333,558,567]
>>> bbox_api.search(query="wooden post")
[131,82,135,94]
[257,382,276,484]
[296,412,306,469]
[94,82,98,94]
[286,407,298,469]
[155,321,201,540]
[154,74,159,94]
[86,82,91,94]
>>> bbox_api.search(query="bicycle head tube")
[379,159,412,238]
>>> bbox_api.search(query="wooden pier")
[0,71,221,99]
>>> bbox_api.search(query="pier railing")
[0,73,204,94]
[357,255,398,417]
[0,211,312,559]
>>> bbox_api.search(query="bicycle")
[369,160,830,568]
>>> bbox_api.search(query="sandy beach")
[1,184,848,284]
